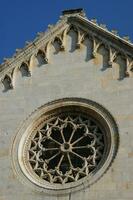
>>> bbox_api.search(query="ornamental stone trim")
[1,11,133,91]
[12,98,119,195]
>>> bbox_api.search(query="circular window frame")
[12,98,119,195]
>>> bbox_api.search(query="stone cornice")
[69,15,133,57]
[0,17,68,75]
[1,11,133,75]
[0,10,133,91]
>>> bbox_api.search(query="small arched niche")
[82,35,93,62]
[113,55,127,80]
[2,74,13,92]
[36,50,48,66]
[52,37,64,54]
[19,62,31,77]
[97,44,109,71]
[66,26,78,52]
[31,50,48,67]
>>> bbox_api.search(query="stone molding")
[11,98,119,195]
[0,12,133,91]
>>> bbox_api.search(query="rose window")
[28,114,105,184]
[16,99,118,193]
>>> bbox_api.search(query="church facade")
[0,9,133,200]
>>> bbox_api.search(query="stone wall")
[0,29,133,200]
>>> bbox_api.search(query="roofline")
[62,8,84,15]
[69,15,133,56]
[0,10,133,74]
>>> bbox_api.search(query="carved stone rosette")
[12,98,119,195]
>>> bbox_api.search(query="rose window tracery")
[16,99,118,194]
[28,114,105,184]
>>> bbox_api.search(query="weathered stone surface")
[0,9,133,200]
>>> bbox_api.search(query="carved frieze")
[0,12,133,91]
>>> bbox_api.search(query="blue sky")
[0,0,133,63]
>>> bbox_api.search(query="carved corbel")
[44,41,51,62]
[126,57,133,77]
[76,31,86,49]
[19,61,31,77]
[75,29,82,49]
[108,47,118,67]
[92,37,102,58]
[61,29,69,51]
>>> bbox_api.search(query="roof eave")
[69,15,133,56]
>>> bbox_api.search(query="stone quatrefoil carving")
[1,22,133,91]
[28,115,104,184]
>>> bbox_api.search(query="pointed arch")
[2,74,13,91]
[114,53,127,80]
[19,61,31,77]
[53,36,65,52]
[82,34,93,62]
[97,43,110,71]
[37,49,48,64]
[66,25,80,52]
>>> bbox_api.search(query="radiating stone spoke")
[72,135,85,145]
[28,114,105,184]
[44,147,59,151]
[72,145,89,149]
[57,155,64,168]
[68,129,75,143]
[71,151,85,161]
[67,153,73,168]
[46,152,60,163]
[60,130,66,143]
[49,136,62,146]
